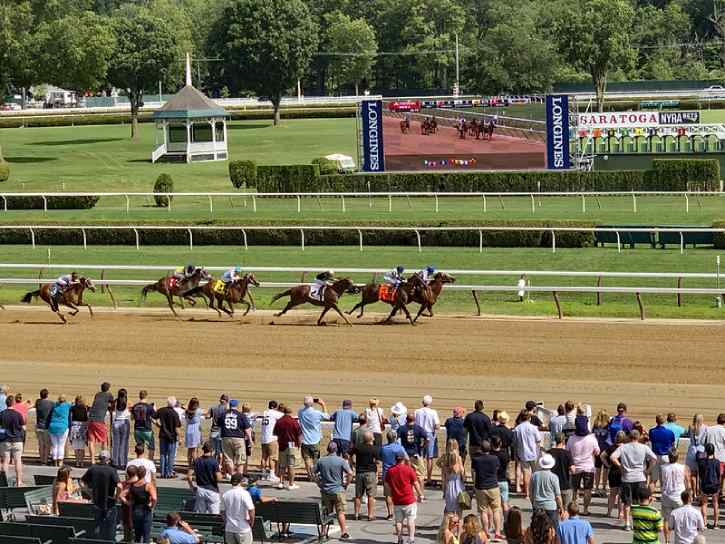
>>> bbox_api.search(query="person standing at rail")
[298,396,329,481]
[87,382,113,465]
[415,395,440,487]
[35,388,54,466]
[259,400,283,482]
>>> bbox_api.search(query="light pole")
[455,32,460,96]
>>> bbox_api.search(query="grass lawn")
[0,119,357,192]
[2,244,724,320]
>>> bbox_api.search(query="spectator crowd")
[0,382,722,544]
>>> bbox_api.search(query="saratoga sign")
[578,111,700,128]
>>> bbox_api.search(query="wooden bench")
[26,515,99,536]
[155,487,195,515]
[0,486,48,519]
[24,487,55,515]
[0,522,83,544]
[33,475,57,486]
[255,500,335,539]
[57,502,97,519]
[0,537,45,544]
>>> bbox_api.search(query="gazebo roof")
[153,84,227,120]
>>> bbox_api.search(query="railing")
[151,143,167,164]
[1,223,723,254]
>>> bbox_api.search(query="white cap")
[167,396,176,407]
[422,395,433,406]
[539,454,555,470]
[391,402,407,416]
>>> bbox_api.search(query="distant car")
[0,103,21,111]
[704,85,725,91]
[387,100,421,112]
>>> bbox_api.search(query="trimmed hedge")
[312,157,338,175]
[3,195,99,210]
[0,220,595,248]
[650,158,721,191]
[153,174,174,207]
[229,160,257,189]
[713,221,725,249]
[256,164,321,192]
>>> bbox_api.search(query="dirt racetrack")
[1,307,723,422]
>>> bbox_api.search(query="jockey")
[416,265,436,284]
[223,266,242,286]
[384,265,405,288]
[54,271,78,298]
[315,270,335,286]
[174,264,195,281]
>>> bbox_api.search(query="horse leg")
[401,304,416,326]
[241,300,252,317]
[330,303,353,326]
[83,303,94,318]
[380,306,397,324]
[347,301,363,316]
[56,310,67,324]
[64,301,80,317]
[317,306,331,326]
[413,304,426,323]
[246,291,257,311]
[274,301,296,318]
[166,294,179,318]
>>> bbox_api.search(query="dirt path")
[1,308,722,423]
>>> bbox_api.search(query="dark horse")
[140,267,210,317]
[483,119,496,140]
[408,272,456,322]
[457,119,467,139]
[21,277,96,323]
[400,117,410,134]
[187,273,260,318]
[346,274,426,326]
[270,278,359,326]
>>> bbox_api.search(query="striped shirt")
[632,504,663,544]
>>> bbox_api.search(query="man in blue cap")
[217,399,253,478]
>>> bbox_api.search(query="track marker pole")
[632,193,637,213]
[133,228,140,250]
[685,194,689,214]
[616,232,621,253]
[30,227,35,249]
[680,232,684,255]
[252,195,257,212]
[358,229,363,252]
[208,196,213,215]
[415,229,422,252]
[581,194,586,213]
[297,195,301,214]
[434,194,439,213]
[388,194,392,213]
[341,195,346,213]
[188,228,193,251]
[482,194,487,213]
[530,194,535,214]
[241,229,248,251]
[300,229,305,251]
[551,231,556,254]
[2,196,6,212]
[42,196,47,213]
[479,230,483,253]
[82,228,87,250]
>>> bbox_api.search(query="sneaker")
[276,482,285,490]
[268,473,280,482]
[287,484,300,490]
[624,524,632,531]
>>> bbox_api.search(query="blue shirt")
[398,424,426,457]
[331,409,358,441]
[649,425,676,455]
[556,517,593,544]
[247,484,262,503]
[663,422,685,445]
[48,401,72,435]
[380,442,407,478]
[159,527,198,544]
[297,407,329,445]
[0,394,6,413]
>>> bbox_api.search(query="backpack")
[133,403,148,425]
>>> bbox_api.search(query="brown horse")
[400,118,410,134]
[187,273,260,318]
[346,274,425,326]
[20,277,96,323]
[140,267,211,317]
[270,278,359,326]
[408,272,456,322]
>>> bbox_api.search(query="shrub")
[312,157,338,175]
[0,160,8,183]
[650,159,721,191]
[256,164,321,192]
[229,160,257,189]
[4,195,99,209]
[153,173,174,207]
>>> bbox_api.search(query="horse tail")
[269,289,291,306]
[141,283,157,300]
[21,290,39,303]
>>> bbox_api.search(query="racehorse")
[407,272,456,322]
[483,119,496,140]
[400,118,410,134]
[346,274,426,326]
[270,277,359,326]
[187,273,260,318]
[457,119,467,139]
[468,119,479,138]
[140,267,211,317]
[20,277,96,323]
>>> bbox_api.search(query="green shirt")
[631,504,662,544]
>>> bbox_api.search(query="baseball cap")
[229,399,239,408]
[342,399,352,408]
[99,450,111,460]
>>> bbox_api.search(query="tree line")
[2,0,725,133]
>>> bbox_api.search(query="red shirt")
[11,402,28,423]
[273,415,301,451]
[384,463,417,506]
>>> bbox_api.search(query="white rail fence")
[1,264,724,320]
[1,191,722,216]
[1,224,724,254]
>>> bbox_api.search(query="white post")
[188,228,193,251]
[632,193,637,213]
[434,194,439,213]
[82,228,87,250]
[42,196,47,213]
[482,194,487,213]
[1,196,6,212]
[125,195,130,215]
[680,232,684,255]
[358,229,363,252]
[581,194,586,213]
[210,119,217,157]
[186,121,191,163]
[479,230,483,253]
[616,231,621,253]
[133,228,140,250]
[341,195,346,213]
[551,231,556,253]
[252,195,257,212]
[241,229,248,251]
[297,195,301,214]
[297,80,302,104]
[388,194,392,213]
[530,194,535,214]
[300,229,305,251]
[415,229,422,252]
[685,194,689,214]
[208,195,213,215]
[30,227,35,249]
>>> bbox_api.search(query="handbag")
[457,490,472,510]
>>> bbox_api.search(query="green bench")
[0,537,45,544]
[68,539,115,544]
[255,500,335,539]
[155,487,195,515]
[33,475,57,486]
[0,521,82,544]
[0,486,48,519]
[26,515,99,536]
[25,487,55,515]
[57,503,98,518]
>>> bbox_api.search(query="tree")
[35,11,116,96]
[0,1,36,103]
[325,12,377,95]
[107,6,181,138]
[213,0,318,126]
[553,0,636,111]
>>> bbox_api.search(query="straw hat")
[539,454,555,470]
[391,402,407,416]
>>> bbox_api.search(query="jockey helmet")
[396,265,405,274]
[185,264,195,276]
[327,269,334,276]
[235,266,242,274]
[426,265,436,274]
[71,271,79,280]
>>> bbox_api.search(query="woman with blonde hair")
[592,409,610,496]
[437,512,461,544]
[52,466,82,515]
[686,413,707,494]
[460,513,488,544]
[437,438,465,514]
[365,398,386,448]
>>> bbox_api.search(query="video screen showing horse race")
[382,97,547,170]
[5,1,725,542]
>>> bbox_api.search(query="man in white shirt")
[660,449,689,543]
[669,490,705,544]
[259,400,283,482]
[127,444,156,483]
[223,473,256,544]
[512,411,542,499]
[414,395,440,485]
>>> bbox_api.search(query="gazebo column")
[210,119,217,158]
[186,121,192,163]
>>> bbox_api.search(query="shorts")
[211,433,222,456]
[424,432,438,459]
[87,421,107,443]
[561,488,574,508]
[650,456,669,482]
[661,495,683,520]
[498,481,510,503]
[0,441,23,456]
[701,485,720,497]
[475,487,502,513]
[571,472,594,491]
[194,487,221,515]
[134,429,155,450]
[355,472,377,498]
[383,482,392,497]
[224,531,253,544]
[608,469,622,489]
[262,442,279,462]
[222,437,247,466]
[394,503,417,523]
[409,456,425,480]
[594,455,603,469]
[333,439,352,456]
[321,492,346,513]
[301,443,320,462]
[279,447,299,469]
[620,481,646,506]
[519,460,537,473]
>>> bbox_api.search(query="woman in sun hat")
[389,402,407,433]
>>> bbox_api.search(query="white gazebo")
[151,54,228,163]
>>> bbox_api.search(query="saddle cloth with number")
[212,279,226,295]
[378,284,397,303]
[309,284,325,302]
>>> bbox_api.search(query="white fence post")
[82,228,87,250]
[252,195,257,212]
[241,229,248,251]
[680,232,684,255]
[1,196,6,212]
[341,195,346,213]
[632,193,637,213]
[685,194,689,214]
[479,230,483,253]
[357,229,363,252]
[300,229,305,251]
[29,227,35,249]
[188,228,193,251]
[434,194,439,213]
[133,228,140,250]
[482,194,487,213]
[616,231,621,253]
[388,194,393,213]
[530,194,535,214]
[551,230,556,254]
[415,229,422,252]
[581,194,586,213]
[125,194,130,215]
[297,195,301,214]
[208,196,213,215]
[42,196,47,213]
